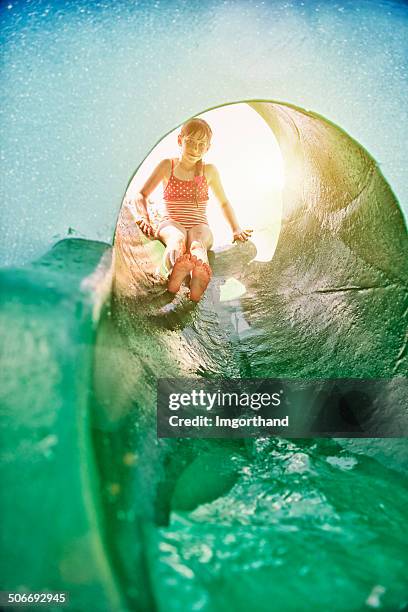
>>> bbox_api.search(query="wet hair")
[179,118,212,206]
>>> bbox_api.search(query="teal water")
[151,437,408,611]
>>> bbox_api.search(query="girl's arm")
[207,165,253,242]
[125,159,170,237]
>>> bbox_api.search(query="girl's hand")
[232,228,253,243]
[135,215,155,238]
[124,195,154,238]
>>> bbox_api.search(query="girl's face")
[178,132,210,162]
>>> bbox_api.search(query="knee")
[168,235,186,250]
[189,231,211,251]
[188,229,205,246]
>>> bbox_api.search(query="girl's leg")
[187,224,213,302]
[157,221,188,272]
[187,224,213,263]
[157,221,196,293]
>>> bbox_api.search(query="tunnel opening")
[115,103,284,259]
[112,102,285,310]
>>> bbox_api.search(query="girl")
[128,118,252,302]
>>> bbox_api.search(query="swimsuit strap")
[170,158,174,177]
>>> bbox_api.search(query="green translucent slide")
[1,102,407,611]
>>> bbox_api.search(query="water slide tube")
[1,100,407,610]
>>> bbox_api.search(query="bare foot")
[167,253,197,293]
[189,260,212,302]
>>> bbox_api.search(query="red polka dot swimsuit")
[162,159,209,230]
